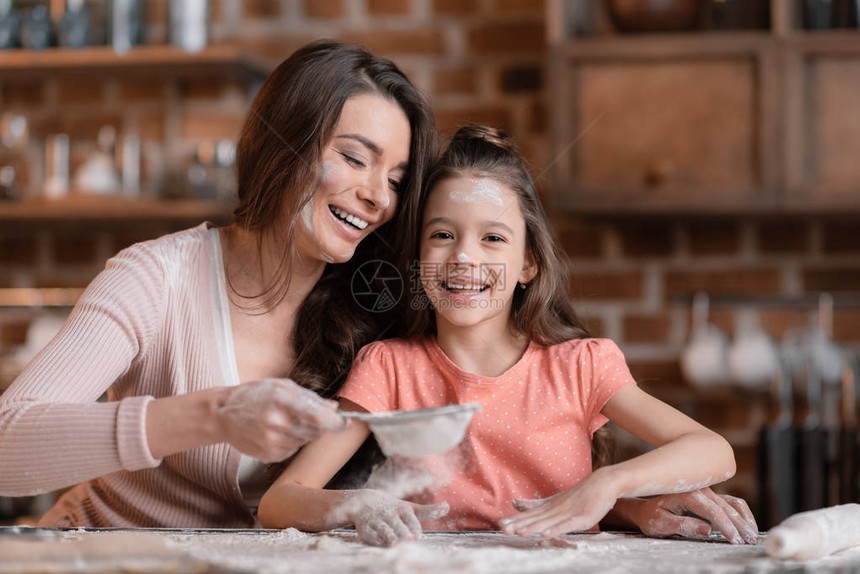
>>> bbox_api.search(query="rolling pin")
[765,503,860,560]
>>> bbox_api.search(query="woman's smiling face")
[294,92,411,264]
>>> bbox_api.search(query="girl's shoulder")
[355,336,432,364]
[543,337,621,353]
[537,337,626,365]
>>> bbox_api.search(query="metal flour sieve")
[339,403,481,457]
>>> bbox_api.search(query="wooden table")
[1,527,859,573]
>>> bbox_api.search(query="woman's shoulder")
[113,223,213,261]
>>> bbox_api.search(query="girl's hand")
[217,378,348,462]
[618,488,759,545]
[499,473,618,538]
[345,490,449,547]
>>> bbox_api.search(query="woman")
[0,40,436,528]
[0,40,753,539]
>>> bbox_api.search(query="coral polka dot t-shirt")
[338,336,636,531]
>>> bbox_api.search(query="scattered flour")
[5,529,860,574]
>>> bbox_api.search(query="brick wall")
[2,0,860,514]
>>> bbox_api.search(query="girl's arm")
[258,400,373,531]
[500,384,737,539]
[258,398,449,546]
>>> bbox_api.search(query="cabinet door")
[550,37,779,213]
[785,37,860,210]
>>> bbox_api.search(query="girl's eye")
[388,178,402,193]
[484,234,506,243]
[341,153,365,168]
[430,231,453,240]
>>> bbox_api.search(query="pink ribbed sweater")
[0,223,256,527]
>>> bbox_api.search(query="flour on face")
[300,197,315,232]
[448,177,504,206]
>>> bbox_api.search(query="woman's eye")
[389,178,402,192]
[341,153,365,168]
[430,231,453,240]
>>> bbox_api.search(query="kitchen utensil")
[839,350,859,504]
[810,293,844,386]
[111,0,145,56]
[44,134,70,199]
[680,293,731,387]
[75,126,120,194]
[765,504,860,561]
[169,0,208,53]
[606,0,698,33]
[757,350,796,529]
[699,0,769,30]
[58,0,90,48]
[20,5,51,50]
[796,329,828,513]
[0,0,20,50]
[121,132,140,198]
[728,308,779,390]
[339,403,481,457]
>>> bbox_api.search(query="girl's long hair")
[404,125,616,467]
[232,40,437,397]
[406,125,589,345]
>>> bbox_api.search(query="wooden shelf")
[0,44,275,80]
[562,32,774,59]
[0,196,235,222]
[548,187,860,219]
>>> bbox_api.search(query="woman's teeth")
[330,206,369,230]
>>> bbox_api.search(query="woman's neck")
[435,320,530,378]
[220,224,326,312]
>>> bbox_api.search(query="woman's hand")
[499,470,619,538]
[612,488,759,545]
[217,378,348,462]
[341,490,449,547]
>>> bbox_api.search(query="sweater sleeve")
[0,242,166,496]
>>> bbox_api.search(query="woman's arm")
[604,488,758,544]
[501,385,736,538]
[0,246,166,496]
[146,378,346,462]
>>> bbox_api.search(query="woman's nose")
[356,171,391,210]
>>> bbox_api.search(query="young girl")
[257,126,750,546]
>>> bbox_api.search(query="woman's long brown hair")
[232,40,437,398]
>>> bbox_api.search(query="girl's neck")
[220,224,326,312]
[435,320,531,378]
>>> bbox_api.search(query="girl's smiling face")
[419,174,536,331]
[294,93,411,264]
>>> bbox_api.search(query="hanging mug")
[681,293,731,387]
[728,307,780,390]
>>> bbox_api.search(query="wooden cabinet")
[783,34,860,210]
[547,1,860,215]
